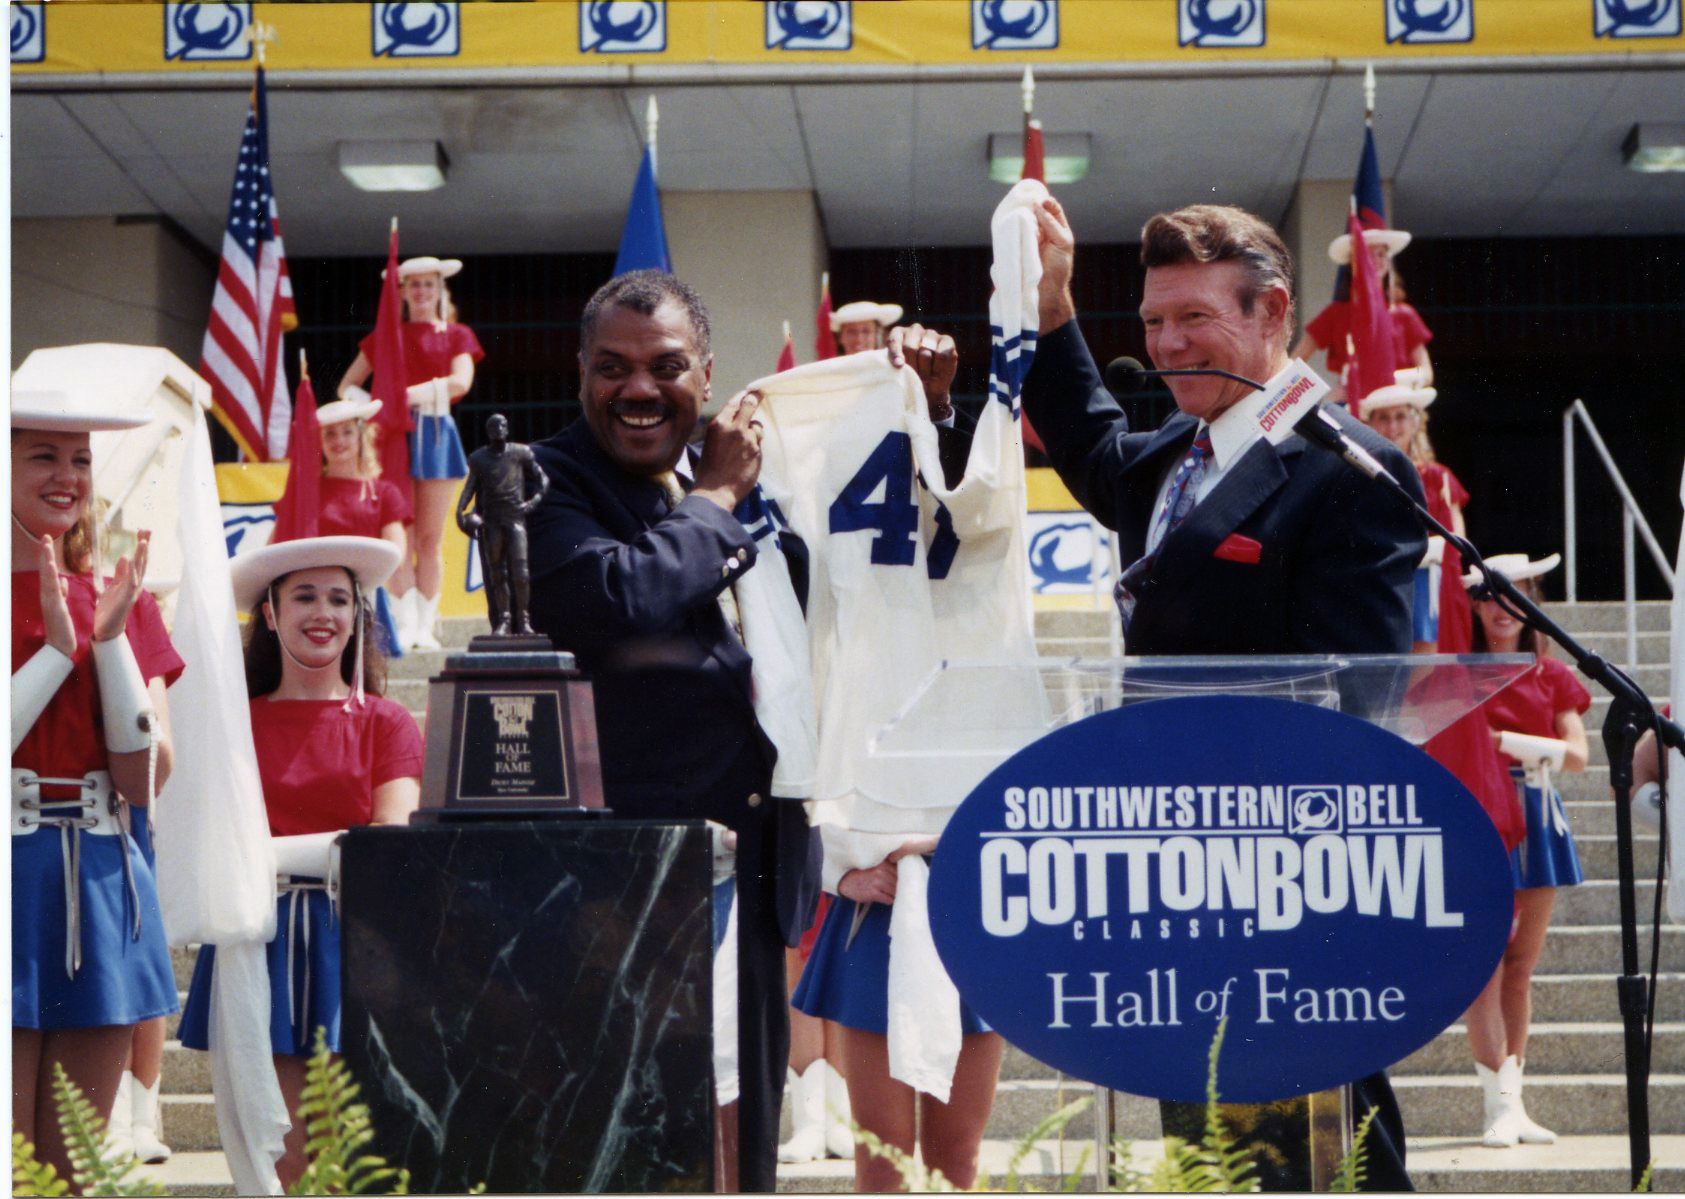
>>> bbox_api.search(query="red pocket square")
[1214,533,1262,564]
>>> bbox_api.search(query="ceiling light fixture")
[1622,123,1685,174]
[988,132,1091,184]
[337,140,450,192]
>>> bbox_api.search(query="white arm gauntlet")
[91,636,156,754]
[1420,535,1446,569]
[11,645,74,753]
[1499,730,1567,772]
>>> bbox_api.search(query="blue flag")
[1333,122,1388,302]
[613,147,671,275]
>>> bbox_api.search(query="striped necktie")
[1114,431,1214,633]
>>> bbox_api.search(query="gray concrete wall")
[664,190,827,405]
[12,217,215,369]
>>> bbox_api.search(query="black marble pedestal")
[339,821,713,1194]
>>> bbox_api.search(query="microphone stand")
[1299,409,1683,1187]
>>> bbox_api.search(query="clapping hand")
[35,535,76,658]
[93,529,150,644]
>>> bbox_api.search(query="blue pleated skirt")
[178,885,342,1056]
[373,585,403,659]
[792,897,990,1036]
[1411,564,1440,644]
[1509,767,1585,890]
[12,823,178,1029]
[410,414,468,480]
[130,803,156,870]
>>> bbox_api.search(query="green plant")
[287,1028,411,1196]
[9,1064,167,1197]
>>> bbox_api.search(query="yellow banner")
[14,1,1681,76]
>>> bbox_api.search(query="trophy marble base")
[340,820,714,1194]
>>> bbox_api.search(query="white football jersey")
[750,351,1043,875]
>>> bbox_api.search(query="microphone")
[1104,356,1267,396]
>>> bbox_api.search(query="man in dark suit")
[525,271,819,1193]
[1022,198,1426,1190]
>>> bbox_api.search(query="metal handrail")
[1561,399,1675,668]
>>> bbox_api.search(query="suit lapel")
[1118,413,1200,562]
[1149,436,1289,587]
[566,419,671,531]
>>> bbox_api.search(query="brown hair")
[1140,205,1296,341]
[1471,574,1547,658]
[243,569,389,698]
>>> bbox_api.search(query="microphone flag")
[1345,208,1399,408]
[613,145,672,275]
[814,273,838,361]
[370,222,413,500]
[269,365,322,542]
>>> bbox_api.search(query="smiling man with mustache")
[525,270,817,1192]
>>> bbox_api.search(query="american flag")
[200,67,296,461]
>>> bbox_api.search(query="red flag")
[369,221,414,507]
[814,274,837,361]
[1019,115,1049,455]
[269,364,322,544]
[1344,209,1397,415]
[776,322,796,373]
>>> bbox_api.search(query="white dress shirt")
[1144,399,1265,555]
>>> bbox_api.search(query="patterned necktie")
[656,471,744,642]
[1114,431,1214,632]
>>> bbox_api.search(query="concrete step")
[1566,631,1675,665]
[158,1093,220,1152]
[1540,601,1671,634]
[1551,878,1674,926]
[129,1151,236,1198]
[1539,924,1685,974]
[1394,1021,1685,1076]
[160,1041,211,1094]
[1573,833,1665,880]
[1406,1134,1685,1192]
[1395,1072,1685,1137]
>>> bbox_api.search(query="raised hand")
[1034,195,1077,330]
[885,324,958,422]
[692,390,765,511]
[35,535,76,658]
[93,529,149,643]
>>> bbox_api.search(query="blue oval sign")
[928,696,1513,1104]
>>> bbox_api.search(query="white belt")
[12,769,141,979]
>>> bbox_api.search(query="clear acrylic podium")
[869,652,1533,1190]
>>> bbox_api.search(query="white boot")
[777,1062,826,1164]
[129,1075,172,1165]
[1504,1056,1556,1145]
[392,589,418,651]
[822,1059,853,1159]
[1476,1060,1522,1147]
[414,591,442,651]
[104,1071,135,1161]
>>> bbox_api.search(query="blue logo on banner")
[1386,0,1475,44]
[1178,0,1266,47]
[972,0,1060,49]
[928,696,1513,1103]
[580,1,666,53]
[372,3,460,57]
[164,2,251,61]
[11,4,44,63]
[766,1,852,50]
[1594,0,1681,37]
[1028,520,1099,591]
[222,507,276,558]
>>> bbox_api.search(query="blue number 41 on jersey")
[827,431,959,579]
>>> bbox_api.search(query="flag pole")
[1022,64,1035,115]
[1363,62,1376,123]
[249,18,274,67]
[298,346,309,382]
[646,95,659,177]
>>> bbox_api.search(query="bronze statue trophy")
[457,412,549,637]
[415,414,603,820]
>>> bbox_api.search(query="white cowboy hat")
[1462,552,1562,591]
[830,300,904,331]
[10,387,152,433]
[1328,227,1413,266]
[231,535,400,611]
[314,397,383,427]
[383,256,462,281]
[1359,369,1438,418]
